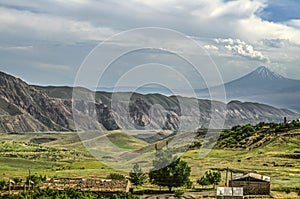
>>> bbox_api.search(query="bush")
[185,180,193,189]
[0,179,7,190]
[107,173,126,180]
[282,187,291,194]
[26,174,46,186]
[12,177,22,185]
[174,189,184,199]
[6,188,141,199]
[197,176,209,187]
[129,163,147,187]
[197,170,221,189]
[112,192,140,199]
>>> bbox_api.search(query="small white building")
[217,187,243,199]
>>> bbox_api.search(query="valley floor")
[0,129,299,198]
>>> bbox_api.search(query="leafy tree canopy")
[149,149,191,192]
[129,163,147,187]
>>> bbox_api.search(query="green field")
[0,127,299,197]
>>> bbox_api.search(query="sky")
[0,0,300,92]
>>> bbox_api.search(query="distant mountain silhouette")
[198,66,300,113]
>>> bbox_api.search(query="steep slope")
[1,71,299,133]
[37,85,299,130]
[0,72,120,132]
[216,120,300,150]
[225,100,297,126]
[0,72,75,132]
[0,114,49,133]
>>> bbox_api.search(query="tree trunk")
[168,186,172,192]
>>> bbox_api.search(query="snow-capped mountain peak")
[251,66,284,80]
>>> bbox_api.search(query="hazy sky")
[0,0,300,89]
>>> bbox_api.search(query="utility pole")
[231,171,233,199]
[225,167,228,187]
[28,169,31,190]
[8,178,11,195]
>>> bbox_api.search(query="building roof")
[232,173,270,182]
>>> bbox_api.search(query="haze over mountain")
[0,70,297,133]
[198,66,300,113]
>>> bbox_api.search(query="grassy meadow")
[0,127,299,197]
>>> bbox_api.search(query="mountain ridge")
[0,70,299,133]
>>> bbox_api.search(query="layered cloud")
[1,0,300,43]
[0,0,300,86]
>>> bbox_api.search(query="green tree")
[26,174,46,186]
[12,177,22,185]
[204,170,221,188]
[197,176,210,188]
[149,150,191,192]
[129,163,147,187]
[0,179,7,191]
[107,173,126,180]
[283,187,291,198]
[174,189,184,199]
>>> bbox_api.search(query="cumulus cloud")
[0,0,300,85]
[1,0,300,45]
[204,44,219,51]
[215,38,270,62]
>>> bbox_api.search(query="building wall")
[217,197,243,199]
[42,178,131,193]
[229,181,270,195]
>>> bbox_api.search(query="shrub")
[197,176,209,187]
[129,163,147,187]
[0,179,7,190]
[197,170,221,189]
[149,149,191,192]
[107,173,126,180]
[174,189,184,199]
[283,187,291,194]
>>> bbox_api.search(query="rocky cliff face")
[0,72,75,132]
[0,71,299,133]
[119,95,298,130]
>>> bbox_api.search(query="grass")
[0,131,143,179]
[0,128,299,198]
[0,157,53,179]
[182,130,300,190]
[105,130,147,150]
